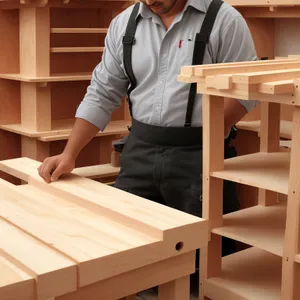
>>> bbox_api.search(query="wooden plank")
[196,61,300,77]
[211,152,290,195]
[50,28,108,33]
[0,180,159,287]
[179,59,299,77]
[0,255,35,300]
[212,202,286,257]
[0,72,92,82]
[258,80,295,95]
[50,46,105,53]
[0,119,130,139]
[200,95,224,300]
[232,68,300,84]
[56,251,195,300]
[0,218,77,299]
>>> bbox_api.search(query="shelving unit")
[178,58,300,300]
[0,0,134,182]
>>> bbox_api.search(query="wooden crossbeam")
[232,68,300,84]
[194,61,300,77]
[180,59,299,77]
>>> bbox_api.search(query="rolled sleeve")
[75,17,129,131]
[217,15,258,112]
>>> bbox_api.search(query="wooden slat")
[50,47,104,53]
[0,255,35,300]
[0,218,77,299]
[51,28,108,34]
[195,61,300,77]
[179,59,299,76]
[232,68,300,84]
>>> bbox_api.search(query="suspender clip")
[122,35,136,45]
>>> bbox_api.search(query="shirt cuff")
[75,103,111,132]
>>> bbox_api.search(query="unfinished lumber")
[0,156,208,293]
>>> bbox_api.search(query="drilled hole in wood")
[175,242,184,251]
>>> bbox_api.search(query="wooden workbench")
[0,157,209,300]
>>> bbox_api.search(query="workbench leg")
[258,102,280,206]
[158,275,189,300]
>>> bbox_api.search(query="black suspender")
[122,2,140,117]
[185,0,223,127]
[122,0,223,124]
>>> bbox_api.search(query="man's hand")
[38,153,75,183]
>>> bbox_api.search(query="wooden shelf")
[213,202,286,257]
[0,119,130,141]
[211,152,290,195]
[0,72,92,82]
[51,28,108,34]
[204,247,281,300]
[236,120,292,139]
[50,47,105,53]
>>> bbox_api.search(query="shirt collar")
[137,0,206,19]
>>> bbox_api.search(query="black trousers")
[114,119,240,257]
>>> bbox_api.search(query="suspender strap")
[184,0,223,127]
[122,2,140,117]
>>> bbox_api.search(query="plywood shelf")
[50,47,105,53]
[51,28,108,34]
[0,119,130,141]
[213,202,286,257]
[236,120,292,139]
[204,247,282,300]
[211,152,290,195]
[0,72,92,82]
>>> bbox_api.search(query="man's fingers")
[50,163,65,182]
[40,160,56,183]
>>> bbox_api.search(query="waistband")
[130,119,203,147]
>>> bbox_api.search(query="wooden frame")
[178,58,300,300]
[0,156,209,300]
[0,0,132,181]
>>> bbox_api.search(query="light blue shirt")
[75,0,258,131]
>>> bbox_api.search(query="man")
[38,0,257,298]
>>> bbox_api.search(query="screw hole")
[175,241,184,251]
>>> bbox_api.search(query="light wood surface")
[0,156,208,299]
[204,247,282,300]
[211,152,290,195]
